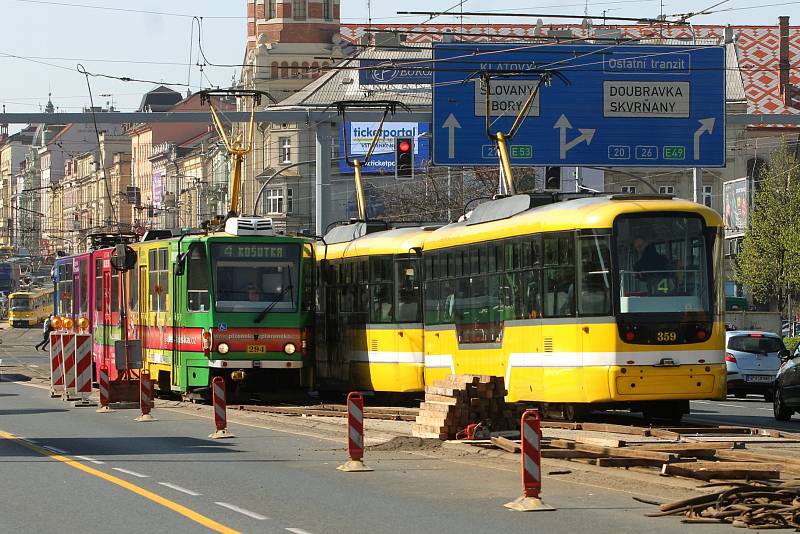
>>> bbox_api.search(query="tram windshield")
[10,296,33,311]
[615,215,710,314]
[210,243,300,313]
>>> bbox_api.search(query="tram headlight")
[217,343,230,355]
[284,343,296,355]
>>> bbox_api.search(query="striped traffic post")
[135,371,156,422]
[337,391,372,472]
[96,366,112,413]
[48,333,64,398]
[504,410,555,512]
[72,333,96,407]
[208,376,234,439]
[60,333,76,401]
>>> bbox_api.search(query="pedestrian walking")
[35,315,53,351]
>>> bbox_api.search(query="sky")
[0,0,798,119]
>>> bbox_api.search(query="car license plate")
[246,345,266,354]
[745,375,773,383]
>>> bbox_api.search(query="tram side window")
[111,269,119,313]
[395,258,420,323]
[78,259,88,316]
[543,235,576,317]
[369,256,393,324]
[578,235,612,316]
[186,244,210,312]
[127,265,138,313]
[302,244,314,313]
[148,249,169,311]
[94,258,102,312]
[58,264,73,316]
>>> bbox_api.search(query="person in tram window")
[632,237,673,295]
[246,284,261,302]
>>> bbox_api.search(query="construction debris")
[412,375,520,439]
[648,483,800,530]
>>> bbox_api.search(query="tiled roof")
[277,45,432,109]
[341,23,796,117]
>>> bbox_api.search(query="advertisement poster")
[723,177,749,234]
[339,122,430,175]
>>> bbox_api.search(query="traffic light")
[544,167,561,191]
[395,137,414,179]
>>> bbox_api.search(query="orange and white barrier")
[337,391,372,472]
[72,334,95,407]
[96,366,112,413]
[48,333,64,398]
[504,410,555,512]
[60,333,76,400]
[208,376,234,439]
[135,371,156,422]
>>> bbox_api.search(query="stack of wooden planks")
[478,421,800,481]
[412,375,518,439]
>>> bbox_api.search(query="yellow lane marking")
[0,430,241,534]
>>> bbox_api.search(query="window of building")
[286,188,293,214]
[621,185,637,194]
[293,0,306,20]
[659,185,675,195]
[265,188,284,214]
[323,0,333,19]
[703,185,713,208]
[268,0,277,19]
[279,136,291,163]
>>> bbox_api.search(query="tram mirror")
[111,244,137,272]
[175,252,187,276]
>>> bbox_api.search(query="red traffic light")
[398,140,411,153]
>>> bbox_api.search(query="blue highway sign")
[432,43,726,167]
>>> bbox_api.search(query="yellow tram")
[420,194,726,420]
[8,286,54,327]
[316,224,430,393]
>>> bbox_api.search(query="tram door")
[138,265,148,365]
[102,270,111,370]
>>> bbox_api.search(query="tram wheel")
[642,402,685,424]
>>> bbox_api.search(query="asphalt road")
[0,381,720,534]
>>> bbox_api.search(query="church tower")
[243,0,343,101]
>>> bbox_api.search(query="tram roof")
[423,195,723,250]
[319,226,435,259]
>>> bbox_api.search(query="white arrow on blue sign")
[432,43,726,167]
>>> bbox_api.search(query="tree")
[736,142,800,315]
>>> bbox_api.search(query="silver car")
[725,330,787,401]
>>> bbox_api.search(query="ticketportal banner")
[339,122,430,175]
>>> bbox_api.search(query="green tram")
[87,217,315,398]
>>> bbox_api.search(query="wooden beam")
[548,439,678,462]
[575,436,626,448]
[491,436,521,454]
[661,461,781,480]
[714,449,800,472]
[540,421,582,430]
[596,457,669,468]
[541,449,601,459]
[579,423,651,436]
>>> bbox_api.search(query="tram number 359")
[656,331,678,342]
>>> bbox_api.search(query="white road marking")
[44,446,68,454]
[112,467,149,478]
[75,455,104,465]
[286,528,314,534]
[717,403,745,408]
[214,502,269,520]
[159,482,202,496]
[29,364,39,368]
